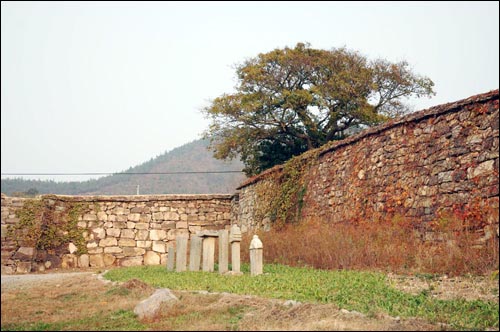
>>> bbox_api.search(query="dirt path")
[1,270,497,330]
[1,272,95,291]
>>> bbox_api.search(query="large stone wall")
[1,194,233,273]
[2,90,499,274]
[235,90,499,234]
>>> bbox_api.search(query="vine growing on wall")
[7,199,44,247]
[8,199,87,254]
[253,149,319,228]
[38,202,87,254]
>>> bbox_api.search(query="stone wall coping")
[197,230,220,237]
[15,193,235,202]
[237,88,499,190]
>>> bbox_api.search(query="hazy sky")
[1,1,499,182]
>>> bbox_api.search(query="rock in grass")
[283,300,301,307]
[134,288,178,319]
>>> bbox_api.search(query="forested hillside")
[1,139,246,196]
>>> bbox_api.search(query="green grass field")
[104,263,499,331]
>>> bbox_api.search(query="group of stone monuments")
[166,224,263,276]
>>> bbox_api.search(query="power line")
[1,171,244,176]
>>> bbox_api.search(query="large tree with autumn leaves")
[203,43,435,176]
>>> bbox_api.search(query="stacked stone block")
[1,194,233,273]
[1,195,29,274]
[167,225,243,275]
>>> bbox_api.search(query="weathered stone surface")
[121,256,143,267]
[471,160,495,178]
[68,243,78,254]
[131,207,143,213]
[140,214,151,223]
[175,236,188,272]
[199,230,220,237]
[134,288,178,319]
[99,238,117,247]
[121,229,135,239]
[202,237,216,272]
[97,212,108,221]
[152,241,166,253]
[89,244,106,253]
[136,230,149,240]
[166,246,175,271]
[78,254,90,268]
[128,213,141,222]
[114,221,127,228]
[136,240,152,248]
[106,228,121,237]
[230,224,242,243]
[176,221,188,229]
[164,212,180,221]
[144,251,160,265]
[16,262,32,273]
[86,241,98,249]
[2,265,15,274]
[103,253,116,266]
[61,254,77,268]
[218,230,229,274]
[231,242,241,274]
[250,235,263,276]
[230,224,242,273]
[135,223,149,230]
[161,221,176,230]
[89,254,105,267]
[13,247,36,260]
[83,214,97,221]
[104,246,123,254]
[150,230,166,241]
[189,235,202,271]
[92,228,106,239]
[119,238,136,247]
[166,230,177,241]
[123,247,146,256]
[114,207,126,215]
[153,212,164,220]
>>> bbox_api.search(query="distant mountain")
[1,139,247,196]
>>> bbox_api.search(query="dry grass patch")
[236,300,440,331]
[1,274,153,330]
[387,273,499,304]
[145,291,253,330]
[145,291,442,331]
[240,217,499,276]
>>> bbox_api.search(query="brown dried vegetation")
[241,208,499,276]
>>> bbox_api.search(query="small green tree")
[203,43,435,176]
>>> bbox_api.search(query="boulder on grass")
[133,288,178,319]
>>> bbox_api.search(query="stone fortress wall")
[2,89,499,273]
[1,194,233,273]
[235,90,499,236]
